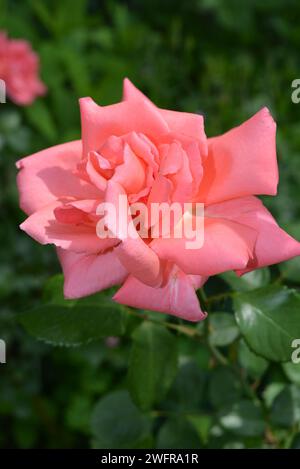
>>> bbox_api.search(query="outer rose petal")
[206,196,300,272]
[189,274,209,290]
[197,108,278,204]
[57,248,128,299]
[79,95,168,158]
[113,267,207,321]
[123,78,208,156]
[20,200,116,253]
[16,141,100,215]
[151,218,257,276]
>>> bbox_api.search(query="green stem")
[208,342,230,366]
[124,306,203,339]
[206,290,236,304]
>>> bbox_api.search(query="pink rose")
[0,31,46,105]
[17,79,300,321]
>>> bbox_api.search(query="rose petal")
[79,95,168,158]
[206,196,300,272]
[57,248,127,298]
[152,218,257,276]
[112,143,146,194]
[113,266,207,321]
[16,140,100,215]
[114,237,162,287]
[197,108,278,204]
[20,200,116,253]
[123,78,207,155]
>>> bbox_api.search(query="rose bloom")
[0,31,46,105]
[17,79,300,321]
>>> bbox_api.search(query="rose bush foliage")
[1,0,300,450]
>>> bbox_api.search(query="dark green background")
[1,0,300,449]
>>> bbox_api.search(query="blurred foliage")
[1,0,300,449]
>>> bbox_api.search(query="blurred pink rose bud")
[16,79,300,321]
[105,337,120,348]
[0,31,46,105]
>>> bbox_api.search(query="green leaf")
[166,360,206,411]
[188,415,212,445]
[222,441,246,449]
[29,0,55,33]
[43,274,67,304]
[220,268,270,292]
[262,382,286,408]
[91,391,151,449]
[291,433,300,449]
[66,395,92,432]
[0,109,21,133]
[19,301,125,346]
[20,274,124,346]
[7,127,31,153]
[128,322,178,410]
[282,362,300,385]
[238,339,268,379]
[156,418,201,449]
[208,367,242,409]
[218,400,265,437]
[234,286,300,362]
[209,312,239,346]
[62,48,90,96]
[25,100,57,142]
[270,384,300,428]
[280,257,300,283]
